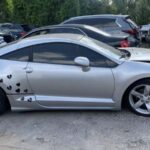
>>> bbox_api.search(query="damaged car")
[0,34,150,116]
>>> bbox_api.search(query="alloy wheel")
[129,84,150,115]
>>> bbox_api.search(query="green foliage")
[0,0,150,26]
[56,0,80,23]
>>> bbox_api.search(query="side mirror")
[74,57,90,67]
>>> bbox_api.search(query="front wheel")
[0,89,10,114]
[127,80,150,117]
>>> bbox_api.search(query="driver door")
[26,42,115,108]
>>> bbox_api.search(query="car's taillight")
[120,39,130,47]
[123,29,138,36]
[20,31,27,37]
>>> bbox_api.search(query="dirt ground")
[0,110,150,150]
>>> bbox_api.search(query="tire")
[0,89,10,114]
[126,79,150,117]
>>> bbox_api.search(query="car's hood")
[120,47,150,61]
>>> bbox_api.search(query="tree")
[55,0,80,23]
[0,0,150,26]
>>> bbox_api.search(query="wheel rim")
[129,84,150,115]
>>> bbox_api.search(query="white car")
[0,34,150,116]
[140,24,150,42]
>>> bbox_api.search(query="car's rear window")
[126,18,138,29]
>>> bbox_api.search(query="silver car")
[0,34,150,116]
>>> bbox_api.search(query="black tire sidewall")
[0,89,9,114]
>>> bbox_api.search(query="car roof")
[1,34,85,51]
[65,14,129,21]
[22,33,84,42]
[24,24,112,38]
[28,24,93,32]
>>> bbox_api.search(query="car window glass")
[33,43,79,65]
[78,45,108,67]
[126,18,138,29]
[116,18,131,30]
[1,47,30,62]
[21,25,32,32]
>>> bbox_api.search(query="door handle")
[25,67,33,73]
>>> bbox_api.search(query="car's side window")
[78,45,109,67]
[32,43,80,65]
[1,47,31,62]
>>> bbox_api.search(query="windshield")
[81,37,122,60]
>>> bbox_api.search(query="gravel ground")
[0,110,150,150]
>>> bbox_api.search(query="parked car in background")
[140,24,150,42]
[0,23,27,39]
[62,14,140,40]
[0,30,15,43]
[23,24,139,47]
[0,34,150,116]
[20,24,35,32]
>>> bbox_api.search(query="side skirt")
[7,94,120,111]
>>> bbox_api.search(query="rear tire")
[0,89,10,114]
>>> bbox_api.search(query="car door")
[0,46,33,95]
[26,42,115,108]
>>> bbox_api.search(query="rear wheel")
[0,89,10,114]
[127,80,150,117]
